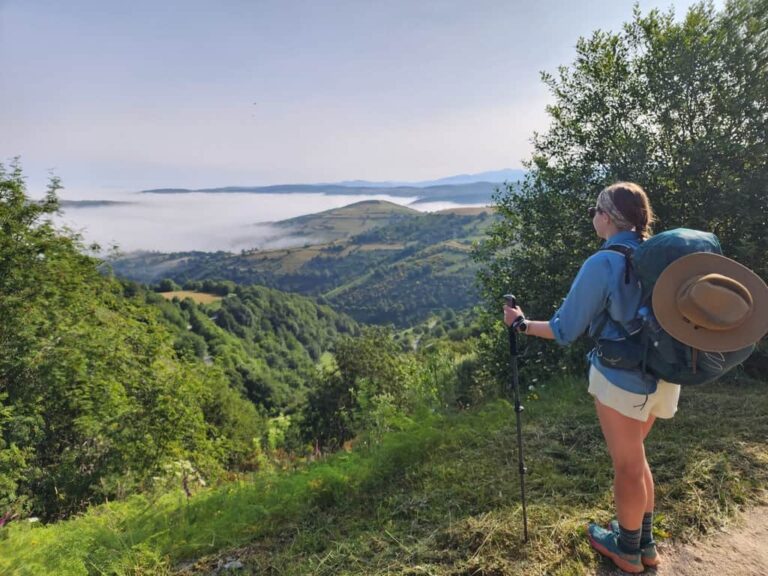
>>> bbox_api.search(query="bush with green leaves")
[303,326,464,450]
[474,0,768,383]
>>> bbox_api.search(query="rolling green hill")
[110,202,499,326]
[270,199,420,243]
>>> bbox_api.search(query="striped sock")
[641,512,654,546]
[618,525,642,554]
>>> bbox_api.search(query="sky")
[1,0,720,198]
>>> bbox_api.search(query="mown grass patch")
[158,291,222,304]
[2,375,767,575]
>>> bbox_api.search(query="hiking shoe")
[608,519,660,567]
[587,523,644,573]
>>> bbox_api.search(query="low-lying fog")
[53,191,484,253]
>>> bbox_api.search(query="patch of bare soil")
[593,506,768,576]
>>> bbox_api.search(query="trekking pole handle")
[503,294,519,356]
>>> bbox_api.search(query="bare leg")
[595,399,654,531]
[641,416,656,514]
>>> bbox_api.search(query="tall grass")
[2,374,767,575]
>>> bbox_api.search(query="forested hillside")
[111,203,498,325]
[0,164,359,522]
[140,282,358,412]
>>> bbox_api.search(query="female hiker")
[503,182,672,573]
[504,182,768,572]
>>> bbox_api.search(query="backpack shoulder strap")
[592,243,638,340]
[601,244,634,257]
[599,244,635,284]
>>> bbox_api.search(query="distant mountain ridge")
[336,168,527,188]
[140,169,526,200]
[141,182,509,206]
[59,200,135,208]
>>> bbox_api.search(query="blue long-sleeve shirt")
[548,230,658,394]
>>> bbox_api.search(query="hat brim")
[652,252,768,352]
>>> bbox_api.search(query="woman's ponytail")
[602,182,655,240]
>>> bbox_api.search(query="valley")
[110,200,499,326]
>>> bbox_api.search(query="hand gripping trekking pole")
[503,294,529,543]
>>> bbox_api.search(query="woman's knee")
[612,457,647,480]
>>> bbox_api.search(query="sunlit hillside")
[110,201,500,325]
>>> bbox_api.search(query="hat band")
[676,274,753,332]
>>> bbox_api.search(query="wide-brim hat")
[653,252,768,352]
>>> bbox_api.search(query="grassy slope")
[3,374,766,576]
[273,200,420,241]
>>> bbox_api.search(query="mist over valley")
[52,175,516,253]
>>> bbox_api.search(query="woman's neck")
[605,227,636,241]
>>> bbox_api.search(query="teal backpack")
[595,228,755,385]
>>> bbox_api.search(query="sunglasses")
[588,206,604,218]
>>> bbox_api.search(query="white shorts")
[588,366,681,422]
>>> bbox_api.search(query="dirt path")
[593,506,768,576]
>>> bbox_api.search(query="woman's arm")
[502,254,610,344]
[525,320,555,340]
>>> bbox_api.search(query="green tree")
[155,278,181,292]
[475,0,768,378]
[303,326,414,450]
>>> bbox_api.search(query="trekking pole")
[503,293,529,543]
